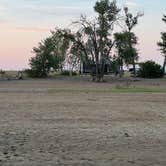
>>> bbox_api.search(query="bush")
[24,69,41,78]
[0,70,5,75]
[60,70,77,76]
[138,61,164,78]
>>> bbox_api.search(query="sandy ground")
[0,77,166,166]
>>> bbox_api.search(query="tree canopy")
[29,29,70,77]
[29,0,143,80]
[157,15,166,73]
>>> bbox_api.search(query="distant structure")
[80,62,112,75]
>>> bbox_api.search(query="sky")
[0,0,166,70]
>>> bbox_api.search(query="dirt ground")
[0,77,166,166]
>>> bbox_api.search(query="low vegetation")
[60,70,77,76]
[138,61,164,78]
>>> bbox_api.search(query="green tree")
[51,28,70,71]
[30,37,57,77]
[114,31,138,77]
[157,15,166,74]
[29,29,70,77]
[123,7,143,78]
[138,61,164,78]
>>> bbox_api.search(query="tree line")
[27,0,165,81]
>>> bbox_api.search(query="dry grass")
[0,77,166,166]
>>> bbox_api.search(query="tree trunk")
[163,56,166,74]
[95,63,100,82]
[100,59,105,82]
[94,53,101,82]
[119,66,123,78]
[133,60,136,78]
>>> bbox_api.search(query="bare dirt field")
[0,76,166,166]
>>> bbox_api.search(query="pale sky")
[0,0,166,70]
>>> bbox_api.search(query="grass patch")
[47,87,166,93]
[111,87,166,93]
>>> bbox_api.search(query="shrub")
[138,61,164,78]
[0,70,5,75]
[60,70,77,76]
[71,71,77,76]
[24,69,41,78]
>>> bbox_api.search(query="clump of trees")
[28,0,143,81]
[138,61,164,78]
